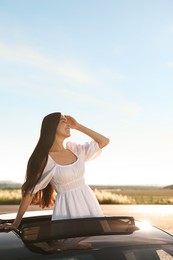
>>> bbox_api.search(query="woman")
[0,112,109,230]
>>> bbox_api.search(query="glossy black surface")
[1,211,173,259]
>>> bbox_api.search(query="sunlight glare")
[135,220,152,231]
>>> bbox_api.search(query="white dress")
[32,141,104,220]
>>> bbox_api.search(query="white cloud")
[167,26,173,33]
[0,42,44,64]
[116,101,141,115]
[56,66,96,84]
[112,46,122,56]
[166,61,173,69]
[101,68,127,81]
[0,41,96,84]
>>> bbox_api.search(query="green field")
[0,186,173,205]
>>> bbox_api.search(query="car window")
[123,246,173,260]
[157,249,173,260]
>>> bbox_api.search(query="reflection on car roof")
[21,216,137,243]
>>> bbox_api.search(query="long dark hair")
[22,112,61,208]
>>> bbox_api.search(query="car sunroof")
[21,216,138,243]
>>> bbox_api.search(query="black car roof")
[1,211,173,256]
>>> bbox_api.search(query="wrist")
[13,220,21,229]
[74,123,83,131]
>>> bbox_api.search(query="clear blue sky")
[0,0,173,186]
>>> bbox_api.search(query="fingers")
[64,115,79,129]
[65,115,75,125]
[64,115,73,121]
[0,223,14,231]
[0,223,8,230]
[65,115,78,124]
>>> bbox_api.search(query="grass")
[94,189,135,204]
[0,189,21,204]
[0,187,173,205]
[95,187,173,204]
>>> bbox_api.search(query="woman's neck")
[49,136,66,152]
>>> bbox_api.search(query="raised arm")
[0,192,34,230]
[65,115,110,148]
